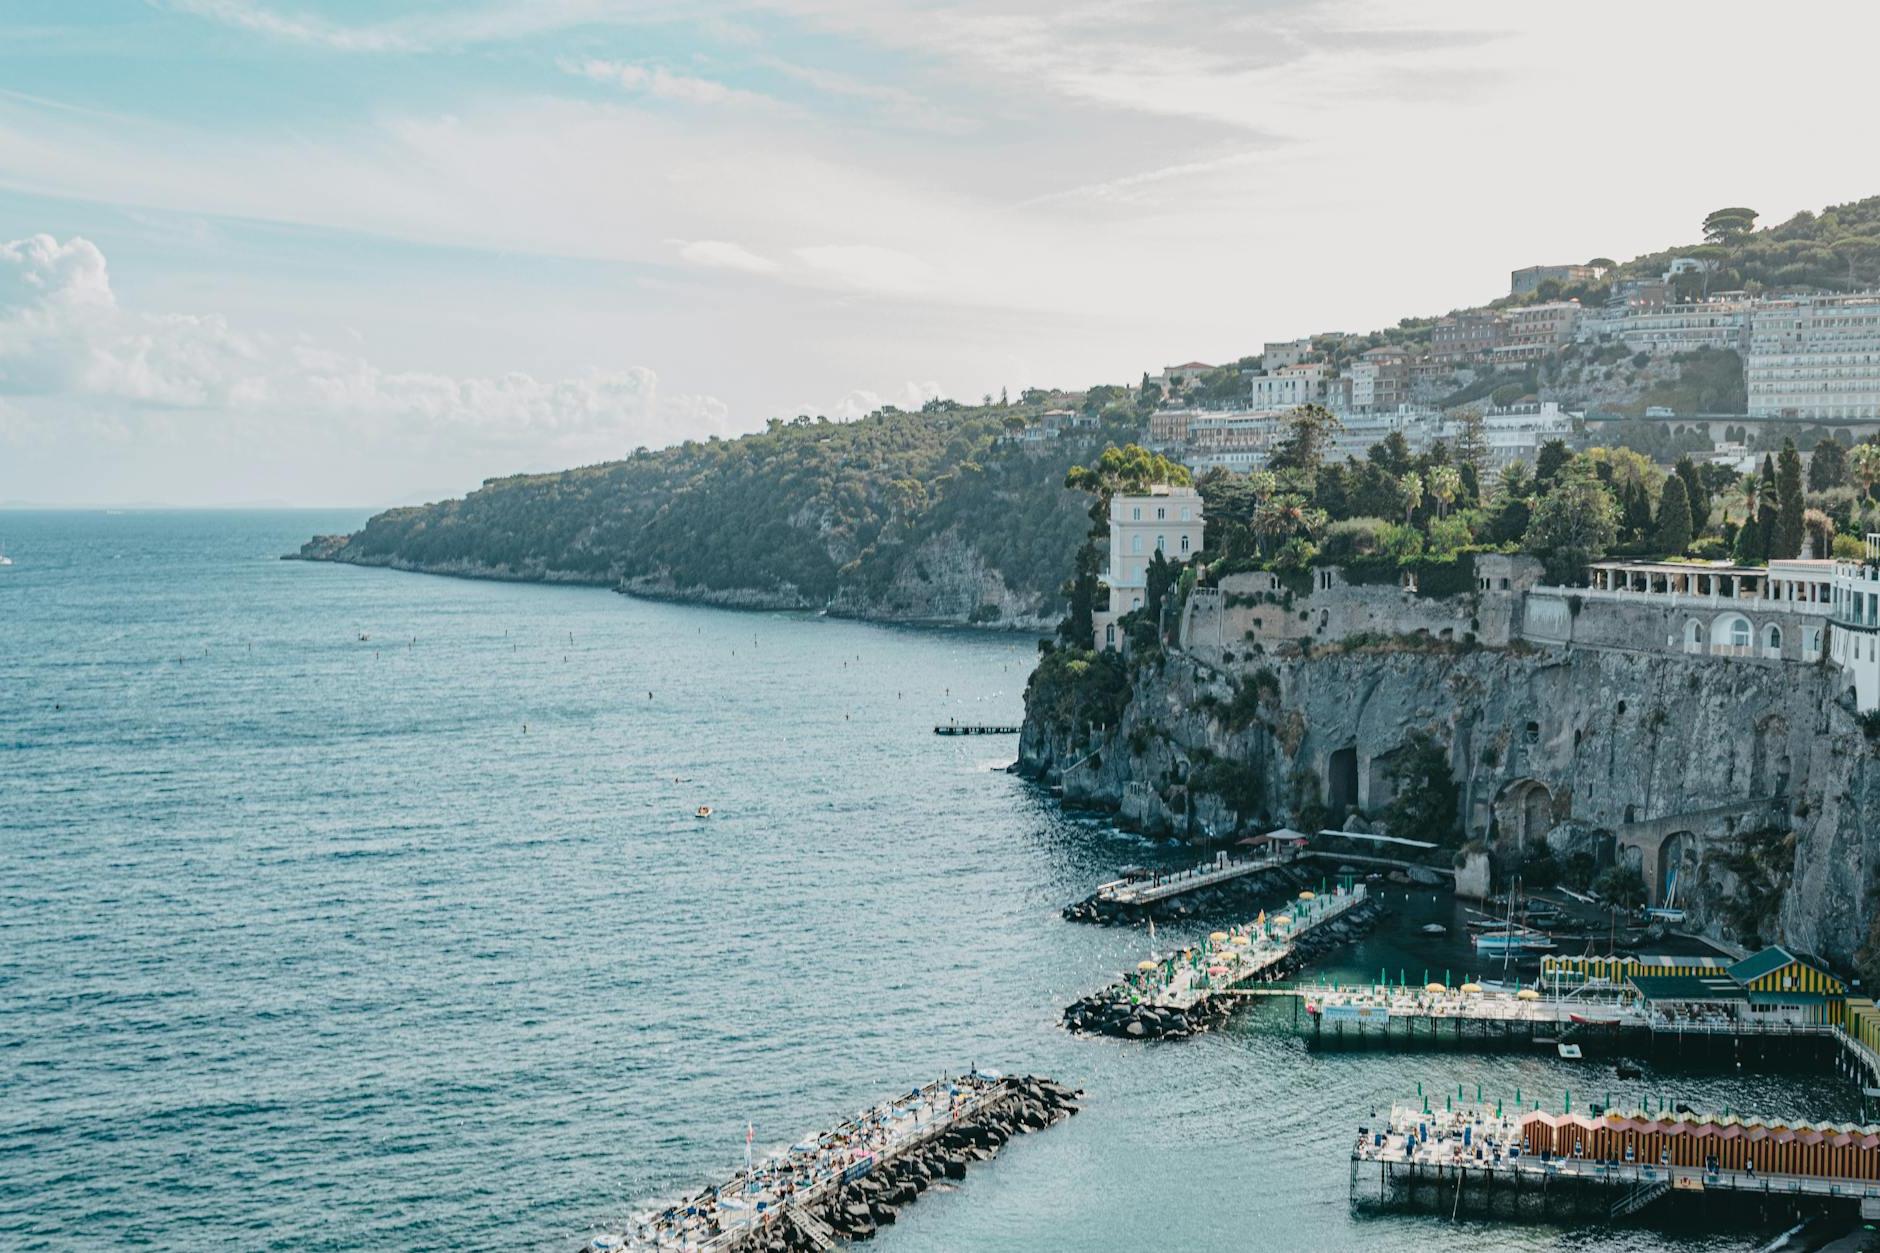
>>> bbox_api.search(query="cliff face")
[1021,641,1876,966]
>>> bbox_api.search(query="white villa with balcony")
[1578,558,1830,661]
[1093,485,1204,649]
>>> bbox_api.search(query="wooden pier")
[590,1073,1079,1252]
[932,723,1018,735]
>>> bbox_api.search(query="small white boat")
[1420,923,1447,935]
[695,805,713,819]
[1474,930,1556,955]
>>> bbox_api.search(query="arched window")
[1131,535,1142,554]
[1764,623,1782,653]
[1684,619,1703,653]
[1105,623,1116,646]
[1730,618,1751,649]
[1180,535,1190,554]
[1155,534,1166,552]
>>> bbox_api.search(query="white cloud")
[0,233,729,470]
[676,239,780,274]
[826,380,944,420]
[562,58,768,107]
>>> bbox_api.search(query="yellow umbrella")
[1137,960,1158,971]
[1425,982,1447,994]
[1272,914,1292,927]
[1298,890,1316,900]
[1460,982,1484,994]
[1209,931,1229,943]
[1231,934,1252,946]
[1517,988,1541,1001]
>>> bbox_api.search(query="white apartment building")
[1324,406,1442,463]
[1249,362,1346,412]
[1262,338,1315,371]
[1093,485,1205,649]
[1580,299,1751,356]
[1451,402,1576,470]
[1747,292,1880,421]
[1832,535,1880,711]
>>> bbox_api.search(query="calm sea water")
[0,511,1854,1251]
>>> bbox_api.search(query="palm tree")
[1849,443,1880,502]
[1428,465,1462,519]
[1399,471,1424,525]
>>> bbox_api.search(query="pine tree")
[1654,475,1693,556]
[1774,438,1805,559]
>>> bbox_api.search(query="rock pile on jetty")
[757,1078,1081,1250]
[1062,895,1386,1040]
[1061,863,1316,925]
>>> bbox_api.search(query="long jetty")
[1353,1098,1880,1223]
[589,1072,1079,1252]
[932,723,1018,735]
[1063,881,1382,1039]
[1062,849,1311,924]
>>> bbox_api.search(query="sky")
[1,1,1878,507]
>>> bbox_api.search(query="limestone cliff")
[1020,640,1877,968]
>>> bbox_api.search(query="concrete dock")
[1063,881,1382,1039]
[1062,849,1311,924]
[1353,1099,1880,1223]
[590,1073,1079,1252]
[932,723,1018,735]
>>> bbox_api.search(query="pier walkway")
[1063,882,1382,1038]
[932,723,1018,735]
[1089,849,1292,908]
[1354,1100,1880,1220]
[592,1072,1077,1252]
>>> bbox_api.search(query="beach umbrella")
[1210,931,1229,943]
[1461,983,1484,994]
[1299,890,1316,901]
[1517,988,1541,1001]
[1137,960,1157,971]
[1425,982,1446,994]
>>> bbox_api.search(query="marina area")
[589,1074,1079,1252]
[1063,879,1383,1039]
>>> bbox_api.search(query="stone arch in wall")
[1657,830,1698,907]
[1711,612,1752,652]
[1493,779,1554,850]
[1683,619,1704,654]
[1327,746,1359,812]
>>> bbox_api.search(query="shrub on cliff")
[1024,645,1132,739]
[1381,732,1460,844]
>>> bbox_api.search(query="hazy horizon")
[3,0,1878,507]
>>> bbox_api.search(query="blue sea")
[0,511,1852,1250]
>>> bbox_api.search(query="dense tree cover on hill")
[323,403,1128,617]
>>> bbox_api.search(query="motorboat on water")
[1420,923,1447,935]
[695,805,714,818]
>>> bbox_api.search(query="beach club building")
[1627,946,1846,1028]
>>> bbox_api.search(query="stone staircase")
[787,1205,838,1251]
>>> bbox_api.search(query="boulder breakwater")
[591,1073,1080,1252]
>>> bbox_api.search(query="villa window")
[1730,618,1751,649]
[1132,506,1141,521]
[1157,507,1166,520]
[1765,624,1782,653]
[1132,535,1142,554]
[1180,535,1190,554]
[1156,535,1166,552]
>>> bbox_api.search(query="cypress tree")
[1674,457,1708,534]
[1623,480,1653,541]
[1655,476,1693,556]
[1774,438,1805,559]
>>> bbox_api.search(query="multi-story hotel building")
[1747,292,1880,421]
[1092,485,1205,649]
